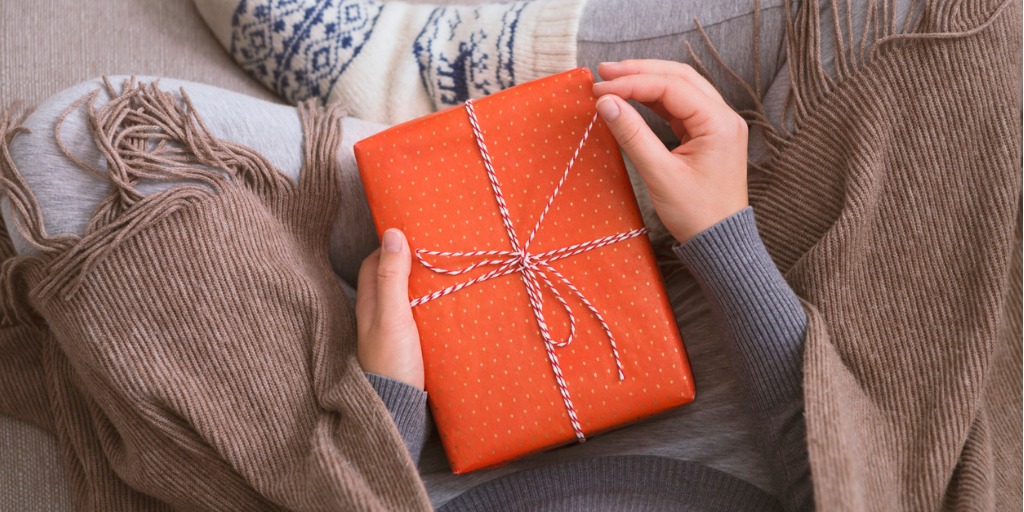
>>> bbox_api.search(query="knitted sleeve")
[673,207,812,512]
[364,372,430,465]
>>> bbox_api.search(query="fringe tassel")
[1,258,31,326]
[685,0,1011,167]
[1,77,314,306]
[0,109,77,255]
[686,0,795,165]
[298,99,346,199]
[0,107,73,326]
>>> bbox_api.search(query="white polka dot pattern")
[353,68,696,474]
[410,98,647,444]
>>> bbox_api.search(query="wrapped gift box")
[354,68,694,473]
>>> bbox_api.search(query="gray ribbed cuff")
[673,207,807,411]
[364,372,429,465]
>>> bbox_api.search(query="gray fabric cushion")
[0,0,276,106]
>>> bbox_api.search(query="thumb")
[595,95,673,175]
[375,228,413,316]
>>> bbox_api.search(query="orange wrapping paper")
[354,68,695,473]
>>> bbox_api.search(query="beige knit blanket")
[0,87,431,510]
[0,0,1020,510]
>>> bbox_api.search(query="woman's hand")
[593,60,749,244]
[356,228,425,390]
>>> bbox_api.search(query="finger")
[374,228,414,319]
[355,250,380,323]
[598,60,726,106]
[594,74,723,138]
[622,97,702,141]
[595,94,676,177]
[593,74,696,129]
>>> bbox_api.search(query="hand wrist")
[364,372,430,463]
[671,201,749,244]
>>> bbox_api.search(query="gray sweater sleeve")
[672,207,813,512]
[363,372,429,465]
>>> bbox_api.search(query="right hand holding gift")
[593,60,750,244]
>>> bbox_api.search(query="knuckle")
[375,264,403,282]
[708,110,748,139]
[372,315,409,336]
[619,123,646,149]
[735,119,750,143]
[665,73,686,89]
[677,63,698,79]
[733,113,749,137]
[706,116,730,136]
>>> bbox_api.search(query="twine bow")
[409,98,648,442]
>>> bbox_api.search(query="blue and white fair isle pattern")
[412,2,529,107]
[229,0,533,109]
[230,0,383,104]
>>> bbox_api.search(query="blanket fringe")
[0,77,322,311]
[686,0,1012,165]
[0,107,71,326]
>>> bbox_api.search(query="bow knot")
[517,251,540,271]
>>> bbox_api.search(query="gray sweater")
[366,207,811,511]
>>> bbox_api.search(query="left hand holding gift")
[356,228,425,390]
[593,59,750,244]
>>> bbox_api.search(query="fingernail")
[598,61,616,68]
[382,229,402,253]
[595,96,619,122]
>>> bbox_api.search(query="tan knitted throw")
[0,0,1021,510]
[0,82,432,510]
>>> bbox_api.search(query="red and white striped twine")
[410,98,648,443]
